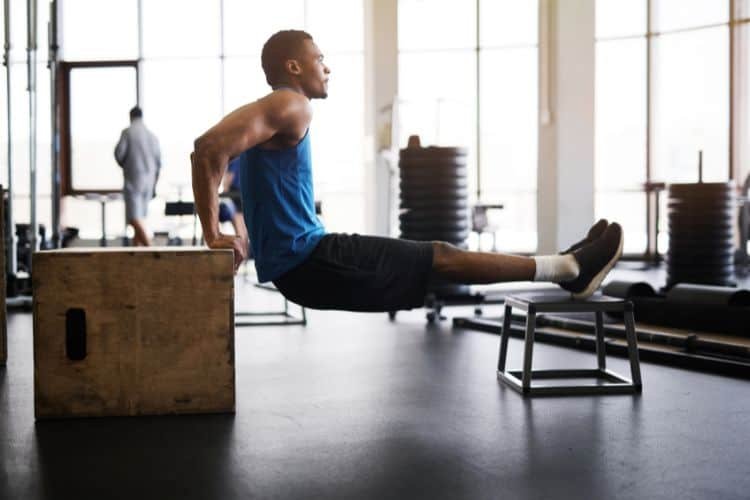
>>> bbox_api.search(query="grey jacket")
[114,118,161,193]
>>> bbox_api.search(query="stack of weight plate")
[399,136,470,295]
[667,182,735,287]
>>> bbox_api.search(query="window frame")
[58,60,140,196]
[595,0,746,259]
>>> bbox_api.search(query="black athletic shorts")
[273,233,434,312]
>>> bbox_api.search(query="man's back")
[238,128,325,282]
[115,119,161,192]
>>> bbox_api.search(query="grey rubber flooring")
[1,274,749,500]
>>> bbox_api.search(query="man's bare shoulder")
[222,90,310,133]
[258,90,311,122]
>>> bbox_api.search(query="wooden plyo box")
[32,248,235,419]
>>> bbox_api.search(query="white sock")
[533,255,580,282]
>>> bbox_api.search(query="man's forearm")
[191,147,225,244]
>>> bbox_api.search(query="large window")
[0,0,53,236]
[595,0,648,254]
[398,0,539,252]
[4,1,366,241]
[595,0,737,257]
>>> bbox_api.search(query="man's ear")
[286,59,302,76]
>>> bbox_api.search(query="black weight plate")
[668,249,736,256]
[668,224,735,235]
[400,190,468,202]
[401,198,468,209]
[667,242,735,253]
[667,231,735,241]
[667,207,737,221]
[668,190,735,200]
[667,203,737,216]
[668,219,735,229]
[399,158,467,169]
[400,220,470,232]
[400,177,468,189]
[400,167,468,180]
[400,197,468,208]
[400,199,469,210]
[399,207,469,216]
[400,163,468,173]
[667,232,735,243]
[667,209,735,220]
[399,178,468,190]
[668,182,734,194]
[399,209,469,223]
[400,185,469,197]
[667,221,734,233]
[667,233,734,244]
[667,246,735,257]
[400,146,468,158]
[667,233,735,242]
[667,197,736,206]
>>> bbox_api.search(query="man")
[115,106,161,246]
[191,30,622,312]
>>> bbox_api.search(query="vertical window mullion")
[475,0,481,200]
[730,0,736,181]
[646,0,652,185]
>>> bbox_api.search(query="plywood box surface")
[33,248,235,418]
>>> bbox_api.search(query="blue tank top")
[237,129,326,282]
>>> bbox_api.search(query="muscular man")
[191,30,622,312]
[115,106,161,246]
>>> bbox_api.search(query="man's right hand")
[206,233,248,273]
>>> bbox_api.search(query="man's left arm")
[114,130,128,167]
[152,136,162,198]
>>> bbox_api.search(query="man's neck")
[272,85,306,97]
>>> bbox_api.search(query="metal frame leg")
[100,199,107,247]
[497,304,512,372]
[235,284,308,327]
[595,311,606,370]
[521,311,536,391]
[623,304,643,388]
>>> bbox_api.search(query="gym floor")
[2,267,749,500]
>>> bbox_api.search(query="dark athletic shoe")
[559,219,608,254]
[559,222,623,299]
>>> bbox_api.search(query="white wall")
[537,0,596,253]
[364,0,398,236]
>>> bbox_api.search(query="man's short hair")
[129,106,143,120]
[261,30,313,86]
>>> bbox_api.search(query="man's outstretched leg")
[431,220,622,299]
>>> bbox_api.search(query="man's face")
[296,39,330,99]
